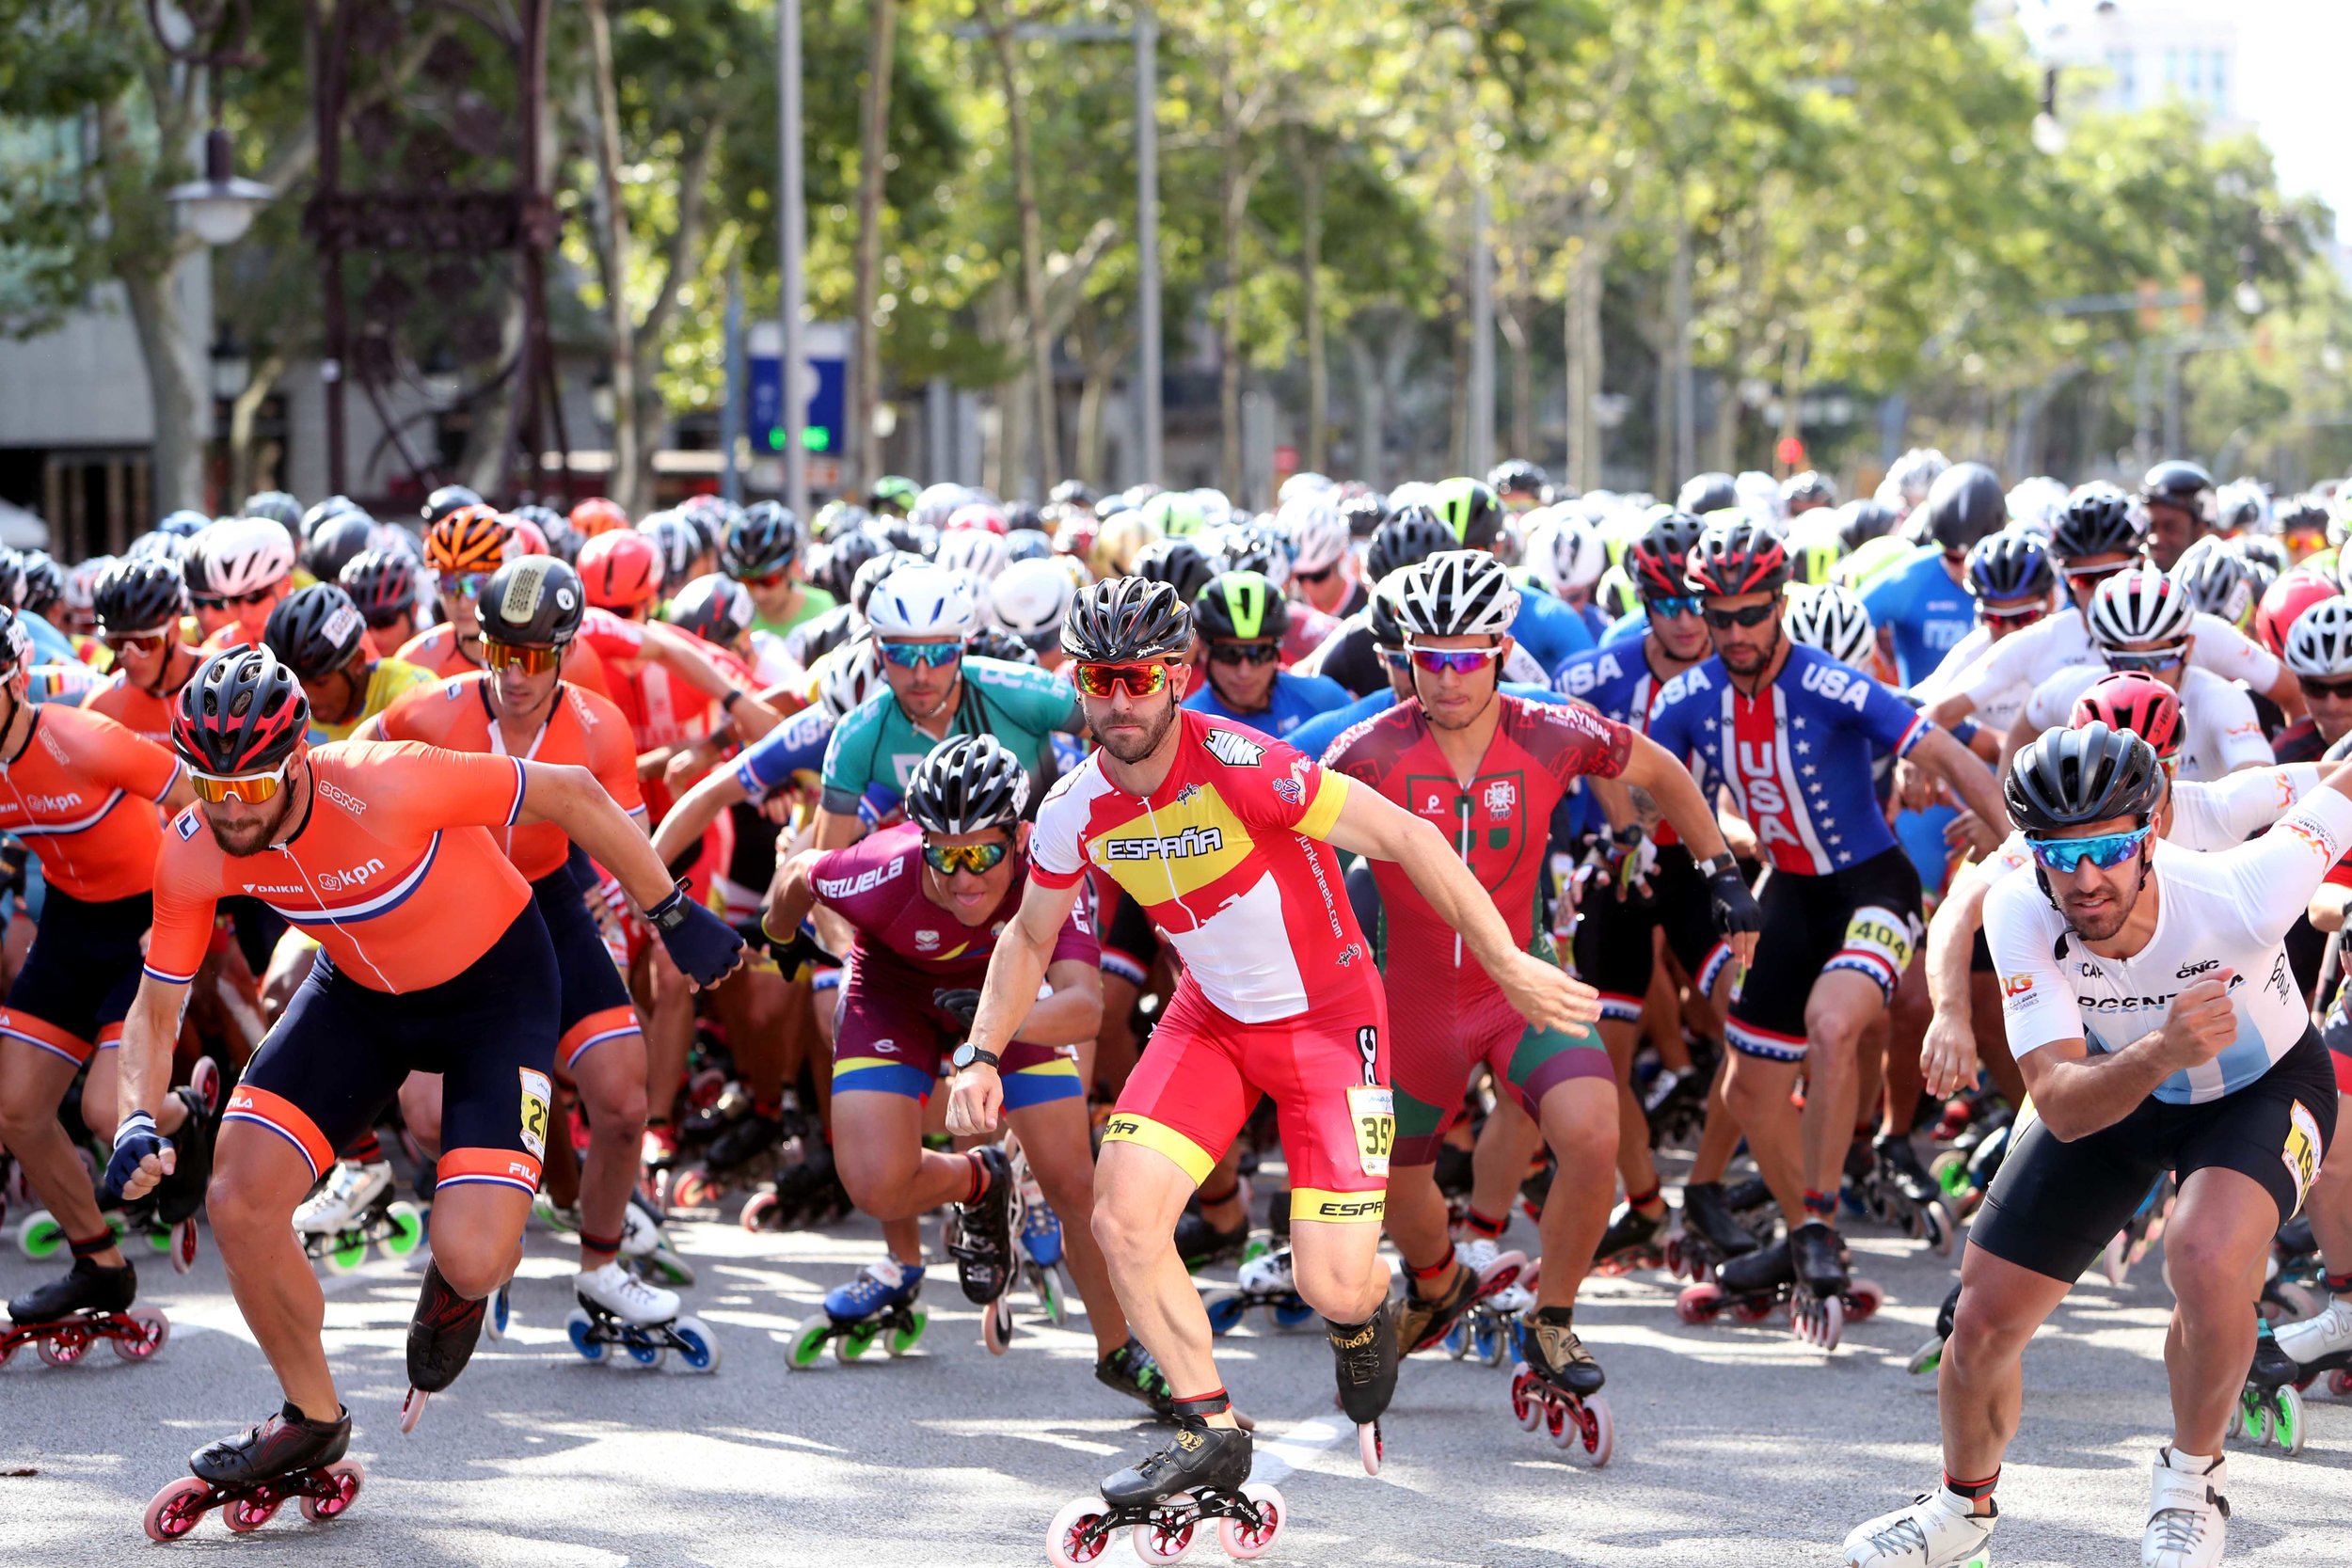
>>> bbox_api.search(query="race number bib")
[2282,1100,2323,1217]
[1347,1085,1394,1179]
[518,1068,552,1161]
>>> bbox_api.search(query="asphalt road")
[5,1186,2351,1568]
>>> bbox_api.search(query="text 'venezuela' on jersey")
[811,821,1098,975]
[145,741,534,995]
[0,704,183,902]
[1644,642,1931,876]
[371,673,646,881]
[1030,709,1362,1024]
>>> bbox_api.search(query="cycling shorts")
[2322,994,2352,1094]
[531,870,639,1074]
[1569,846,1731,1024]
[222,900,561,1198]
[1724,847,1923,1063]
[1104,970,1392,1224]
[828,949,1079,1110]
[1971,1028,2336,1284]
[0,887,151,1067]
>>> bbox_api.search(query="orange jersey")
[396,622,612,700]
[87,666,191,748]
[0,705,183,902]
[146,741,532,994]
[373,673,644,880]
[582,615,739,821]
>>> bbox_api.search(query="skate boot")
[1788,1220,1882,1348]
[1873,1132,1957,1256]
[619,1191,695,1287]
[787,1259,928,1368]
[700,1103,787,1176]
[741,1144,851,1231]
[2275,1291,2352,1395]
[1327,1299,1396,1473]
[1395,1254,1489,1355]
[1046,1395,1280,1568]
[1173,1206,1249,1272]
[1094,1337,1176,1418]
[1909,1280,1964,1375]
[2228,1317,2307,1454]
[944,1146,1017,1306]
[1455,1231,1529,1290]
[295,1159,421,1274]
[2142,1448,2227,1568]
[400,1261,487,1432]
[1644,1068,1707,1148]
[145,1403,363,1543]
[1840,1486,1995,1568]
[1,1254,167,1367]
[1509,1305,1612,1465]
[1665,1180,1761,1281]
[566,1259,716,1371]
[1445,1257,1539,1367]
[532,1193,582,1235]
[1591,1199,1667,1275]
[1200,1244,1316,1335]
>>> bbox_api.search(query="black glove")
[1702,851,1763,940]
[932,988,981,1032]
[647,885,747,987]
[759,920,839,983]
[103,1109,167,1201]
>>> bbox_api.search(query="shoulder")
[1196,718,1274,770]
[1325,701,1421,768]
[967,657,1073,703]
[1980,862,2055,938]
[1285,672,1352,707]
[395,626,449,663]
[1037,752,1111,821]
[811,826,921,901]
[1650,659,1721,713]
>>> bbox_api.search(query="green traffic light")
[803,427,832,451]
[766,429,785,451]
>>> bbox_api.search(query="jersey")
[1987,785,2352,1103]
[1507,588,1595,680]
[751,583,838,641]
[87,660,196,746]
[145,741,534,996]
[2020,664,2272,784]
[1948,606,2280,721]
[1554,630,1697,844]
[372,674,644,880]
[734,704,835,805]
[1836,534,1919,593]
[1183,670,1353,739]
[811,821,1095,978]
[0,705,183,902]
[820,656,1076,816]
[1645,643,1932,876]
[1030,709,1361,1023]
[26,660,108,707]
[310,657,435,744]
[1859,547,1975,688]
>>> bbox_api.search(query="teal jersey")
[819,655,1078,816]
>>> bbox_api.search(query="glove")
[647,885,747,987]
[1703,852,1763,940]
[1583,826,1656,904]
[103,1109,167,1201]
[758,919,839,983]
[932,988,981,1032]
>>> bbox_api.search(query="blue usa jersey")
[1508,588,1595,680]
[1553,629,1671,731]
[1859,547,1974,688]
[1644,643,1932,876]
[1182,669,1353,738]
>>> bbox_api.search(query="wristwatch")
[648,881,693,932]
[950,1042,1001,1072]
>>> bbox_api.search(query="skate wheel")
[787,1315,832,1370]
[1509,1367,1542,1431]
[399,1386,428,1434]
[673,1170,718,1211]
[36,1323,88,1367]
[741,1191,781,1232]
[1358,1420,1382,1476]
[981,1295,1013,1356]
[1132,1514,1196,1564]
[1218,1481,1284,1560]
[1731,1294,1776,1324]
[1269,1298,1317,1332]
[1036,1266,1068,1327]
[299,1458,365,1523]
[1201,1290,1246,1338]
[2227,1395,2246,1440]
[223,1493,278,1532]
[623,1331,663,1369]
[1804,1293,1845,1353]
[1675,1283,1724,1324]
[382,1202,425,1259]
[885,1307,926,1357]
[189,1054,221,1116]
[566,1307,607,1364]
[1045,1497,1112,1568]
[323,1235,368,1275]
[1907,1337,1945,1377]
[171,1218,199,1275]
[115,1307,170,1361]
[1478,1322,1507,1368]
[17,1210,62,1260]
[837,1321,880,1362]
[144,1476,212,1542]
[1924,1201,1956,1259]
[2328,1369,2352,1399]
[1580,1394,1614,1467]
[672,1316,719,1373]
[1845,1279,1885,1324]
[1444,1320,1470,1359]
[2277,1385,2306,1456]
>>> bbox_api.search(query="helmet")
[1534,513,1605,595]
[0,550,26,610]
[2087,567,2192,653]
[1141,491,1210,538]
[1193,571,1290,643]
[903,734,1030,836]
[1837,499,1901,551]
[1089,511,1158,578]
[2170,536,2257,628]
[93,557,187,636]
[2070,671,2185,760]
[720,502,803,582]
[1883,448,1950,509]
[638,513,703,586]
[1965,532,2056,604]
[665,573,755,646]
[864,563,978,640]
[421,484,485,526]
[818,635,886,720]
[811,499,870,543]
[0,608,29,677]
[198,516,297,598]
[2263,570,2341,657]
[302,512,375,585]
[946,501,1008,536]
[1050,480,1099,510]
[157,509,211,540]
[576,530,665,610]
[1677,472,1740,515]
[912,483,974,535]
[503,515,549,559]
[514,506,581,564]
[299,497,363,539]
[1430,477,1504,549]
[1367,507,1455,584]
[871,514,934,559]
[1781,470,1836,512]
[2142,459,2216,516]
[819,529,889,603]
[568,497,629,537]
[17,551,62,618]
[1628,509,1708,600]
[64,555,115,623]
[850,549,924,616]
[2006,476,2072,536]
[2237,533,2290,580]
[936,526,1011,582]
[1130,537,1216,606]
[478,556,586,648]
[263,584,370,681]
[2276,495,2330,545]
[242,492,303,531]
[173,647,309,775]
[2006,721,2163,834]
[1339,490,1389,540]
[962,626,1038,665]
[2214,480,2269,534]
[1284,494,1351,576]
[1734,471,1787,523]
[1487,459,1549,501]
[1062,576,1194,663]
[1393,549,1520,640]
[1921,462,2006,554]
[2051,483,2149,563]
[1786,517,1848,586]
[1783,584,1876,666]
[1210,519,1292,592]
[989,557,1076,646]
[1684,515,1790,597]
[2283,595,2352,680]
[424,504,511,575]
[866,476,921,516]
[1366,576,1408,652]
[1004,528,1054,564]
[338,548,417,628]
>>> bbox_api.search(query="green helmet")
[1193,570,1289,642]
[1431,477,1504,550]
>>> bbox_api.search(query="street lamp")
[167,127,274,247]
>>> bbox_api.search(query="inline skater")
[721,502,837,639]
[262,584,434,743]
[190,516,298,653]
[1182,571,1350,737]
[1859,463,2006,689]
[1908,531,2058,739]
[943,575,1594,1498]
[87,557,203,745]
[2143,459,2217,572]
[399,505,514,679]
[1846,722,2344,1568]
[338,547,423,652]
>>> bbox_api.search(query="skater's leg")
[1382,1159,1459,1296]
[1723,1054,1804,1227]
[1938,1243,2074,1495]
[2161,1164,2286,1456]
[1467,1090,1544,1231]
[78,1042,119,1140]
[569,1026,651,1269]
[1877,956,1931,1139]
[396,1072,444,1158]
[1533,1074,1617,1309]
[2305,1091,2352,1275]
[1092,1138,1232,1423]
[1009,1095,1129,1355]
[1289,1213,1389,1323]
[207,1120,342,1421]
[639,944,696,1141]
[0,1036,122,1267]
[1195,1141,1248,1230]
[421,1181,532,1300]
[1685,1053,1742,1184]
[1801,971,1885,1206]
[833,1090,983,1224]
[1597,1017,1662,1209]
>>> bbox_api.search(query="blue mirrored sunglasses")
[880,641,964,669]
[2024,824,2151,874]
[1645,594,1702,621]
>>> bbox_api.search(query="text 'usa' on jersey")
[1645,642,1931,877]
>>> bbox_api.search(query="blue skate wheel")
[1202,1291,1247,1337]
[565,1307,607,1363]
[1270,1299,1317,1331]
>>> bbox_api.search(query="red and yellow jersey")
[145,741,532,994]
[0,705,183,902]
[1030,709,1363,1023]
[373,673,644,880]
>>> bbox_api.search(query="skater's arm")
[1908,726,2007,835]
[1920,863,1991,1099]
[2016,977,2237,1142]
[651,765,748,865]
[1010,958,1104,1047]
[946,877,1086,1136]
[636,621,782,740]
[109,974,192,1202]
[2310,883,2352,934]
[1616,733,1761,968]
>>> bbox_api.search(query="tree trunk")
[1777,331,1805,477]
[850,0,899,495]
[583,0,643,515]
[1564,229,1608,492]
[1216,53,1250,501]
[1347,332,1383,491]
[1290,128,1327,476]
[1498,295,1533,465]
[983,4,1057,499]
[228,352,288,504]
[119,261,207,517]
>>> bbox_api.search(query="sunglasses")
[1377,648,1410,671]
[880,641,964,669]
[2105,645,2185,673]
[923,839,1011,876]
[450,573,494,602]
[1407,644,1506,675]
[103,630,171,656]
[2061,562,2134,587]
[1208,641,1282,666]
[1073,661,1171,699]
[1644,594,1702,621]
[1292,564,1337,585]
[743,571,791,590]
[188,763,287,805]
[2025,823,2152,874]
[1983,605,2047,629]
[483,638,564,674]
[192,587,278,612]
[1704,603,1777,630]
[2304,675,2352,700]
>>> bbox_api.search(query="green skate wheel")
[885,1307,926,1357]
[1037,1266,1067,1326]
[106,1212,130,1240]
[786,1315,831,1370]
[1240,1234,1271,1265]
[18,1211,64,1259]
[381,1202,425,1259]
[647,1249,695,1288]
[838,1322,880,1362]
[144,1224,172,1253]
[2276,1385,2305,1456]
[325,1233,369,1275]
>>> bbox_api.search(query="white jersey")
[1950,605,2280,722]
[2019,663,2272,783]
[1913,622,2042,734]
[1986,786,2352,1103]
[1975,764,2326,891]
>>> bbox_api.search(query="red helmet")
[569,497,629,538]
[946,501,1008,536]
[577,530,664,610]
[2070,669,2182,762]
[2258,568,2339,658]
[174,648,310,775]
[1684,515,1789,597]
[504,515,550,560]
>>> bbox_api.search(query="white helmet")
[1392,549,1520,640]
[1784,583,1876,667]
[988,557,1076,645]
[1537,513,1606,596]
[2088,566,2193,653]
[1734,470,1787,523]
[1280,493,1350,577]
[2005,477,2070,537]
[935,526,1009,582]
[2170,535,2256,629]
[912,483,976,535]
[1211,519,1293,592]
[818,635,887,721]
[2284,595,2352,679]
[863,562,977,639]
[2215,479,2271,535]
[1881,447,1951,510]
[1278,471,1336,506]
[200,516,297,597]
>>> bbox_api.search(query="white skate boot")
[2143,1448,2227,1568]
[1841,1486,1995,1568]
[294,1160,392,1237]
[577,1259,682,1326]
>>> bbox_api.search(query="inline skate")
[1327,1300,1396,1474]
[740,1138,853,1231]
[1200,1244,1318,1336]
[294,1159,424,1274]
[1044,1398,1281,1568]
[1444,1262,1535,1368]
[2274,1291,2352,1398]
[1508,1304,1613,1465]
[400,1261,488,1433]
[788,1259,930,1368]
[1863,1132,1956,1256]
[2227,1318,2306,1454]
[1677,1222,1882,1351]
[1,1256,167,1368]
[1661,1180,1759,1283]
[566,1260,719,1372]
[1840,1487,1995,1568]
[1908,1280,1963,1375]
[1590,1197,1669,1276]
[144,1404,362,1543]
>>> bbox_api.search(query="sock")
[348,1132,383,1164]
[68,1230,116,1260]
[1803,1189,1835,1220]
[1197,1180,1241,1208]
[1407,1245,1455,1292]
[752,1095,785,1120]
[580,1230,623,1260]
[1944,1467,1998,1501]
[2325,1270,2352,1295]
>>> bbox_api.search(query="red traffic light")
[1775,436,1806,468]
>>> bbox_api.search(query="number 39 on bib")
[1346,1085,1394,1179]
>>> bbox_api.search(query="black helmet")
[849,548,924,616]
[723,502,803,581]
[421,484,485,526]
[0,609,31,677]
[1431,477,1504,549]
[1964,532,2055,603]
[478,556,587,648]
[1922,462,2006,554]
[2004,721,2163,835]
[1367,506,1454,584]
[1366,578,1407,653]
[1193,571,1291,642]
[811,500,871,543]
[1838,499,1900,551]
[821,529,890,604]
[639,512,702,585]
[300,496,365,541]
[1004,528,1054,564]
[338,548,417,629]
[1340,490,1389,539]
[2142,460,2216,511]
[1486,459,1549,499]
[962,626,1039,665]
[1677,472,1740,515]
[94,557,188,636]
[263,583,370,681]
[866,475,920,517]
[1684,515,1790,596]
[17,551,63,618]
[1629,508,1708,599]
[665,573,754,646]
[903,734,1031,836]
[242,491,304,531]
[1781,470,1836,511]
[1062,576,1194,663]
[302,512,376,586]
[1131,537,1216,606]
[0,550,27,610]
[173,647,309,774]
[1049,480,1098,510]
[2051,484,2148,563]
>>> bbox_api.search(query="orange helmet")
[570,497,629,537]
[578,530,664,610]
[424,504,511,575]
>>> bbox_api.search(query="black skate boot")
[192,1403,353,1486]
[1519,1304,1606,1398]
[1101,1409,1255,1509]
[1046,1392,1279,1567]
[8,1252,135,1324]
[1328,1300,1397,1472]
[151,1085,217,1227]
[1174,1207,1249,1272]
[143,1402,364,1543]
[1909,1278,1964,1374]
[1094,1337,1177,1418]
[1872,1132,1956,1254]
[1790,1219,1851,1297]
[946,1145,1016,1305]
[702,1105,787,1174]
[1670,1180,1761,1280]
[401,1261,488,1431]
[1591,1199,1667,1275]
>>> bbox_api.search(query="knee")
[1947,1291,2029,1371]
[1723,1065,1774,1120]
[205,1164,285,1244]
[1804,1010,1863,1060]
[836,1158,912,1221]
[429,1236,514,1302]
[1089,1196,1161,1271]
[1030,1155,1094,1221]
[2163,1235,2255,1312]
[1293,1248,1389,1323]
[585,1070,648,1134]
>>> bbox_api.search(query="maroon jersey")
[809,822,1097,977]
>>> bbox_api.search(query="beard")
[1097,699,1181,764]
[207,815,277,859]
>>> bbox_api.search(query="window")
[2211,50,2228,109]
[2107,48,2137,107]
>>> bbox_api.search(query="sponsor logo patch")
[1201,729,1263,768]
